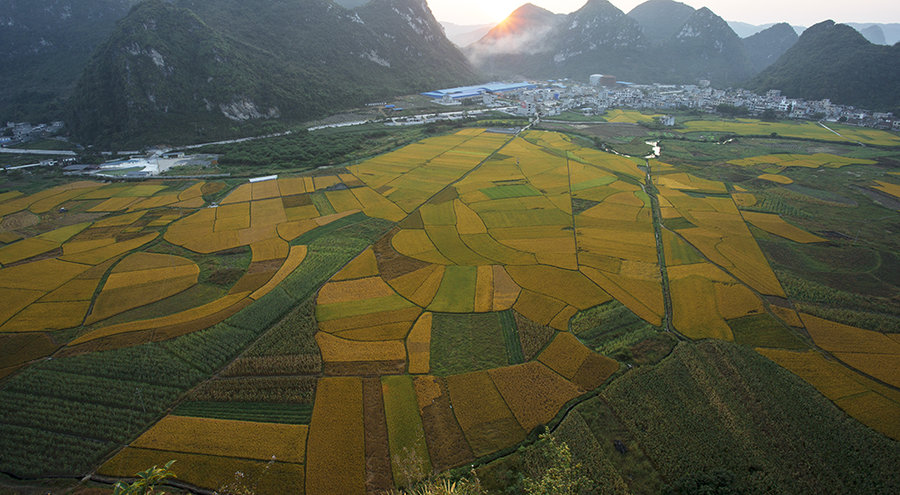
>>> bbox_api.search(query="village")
[416,76,900,131]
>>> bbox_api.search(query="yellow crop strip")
[131,415,307,463]
[742,211,826,243]
[406,313,432,374]
[306,377,366,495]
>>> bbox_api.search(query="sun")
[483,5,517,25]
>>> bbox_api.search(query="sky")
[429,0,900,27]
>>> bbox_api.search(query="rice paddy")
[2,125,897,493]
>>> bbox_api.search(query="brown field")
[488,362,582,432]
[363,378,394,493]
[572,353,620,390]
[445,371,526,458]
[413,376,474,471]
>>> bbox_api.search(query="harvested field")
[514,290,568,327]
[758,174,794,185]
[801,314,900,355]
[506,265,610,311]
[759,348,900,440]
[315,332,408,364]
[332,248,379,282]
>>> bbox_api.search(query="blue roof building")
[422,82,538,100]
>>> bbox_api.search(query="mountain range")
[0,0,897,146]
[466,0,797,86]
[1,0,475,146]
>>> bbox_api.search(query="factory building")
[589,74,618,87]
[422,82,538,103]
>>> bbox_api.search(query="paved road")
[0,148,76,156]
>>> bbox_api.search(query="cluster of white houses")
[423,77,899,130]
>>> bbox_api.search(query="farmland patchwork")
[0,128,897,492]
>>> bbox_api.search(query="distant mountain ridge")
[750,21,900,114]
[743,23,800,72]
[467,0,779,86]
[66,0,475,146]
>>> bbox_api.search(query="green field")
[430,313,509,375]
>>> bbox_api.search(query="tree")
[522,433,592,495]
[112,460,176,495]
[760,109,778,122]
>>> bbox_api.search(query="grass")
[727,314,807,349]
[430,313,509,376]
[172,401,313,424]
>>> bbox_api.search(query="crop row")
[173,401,313,425]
